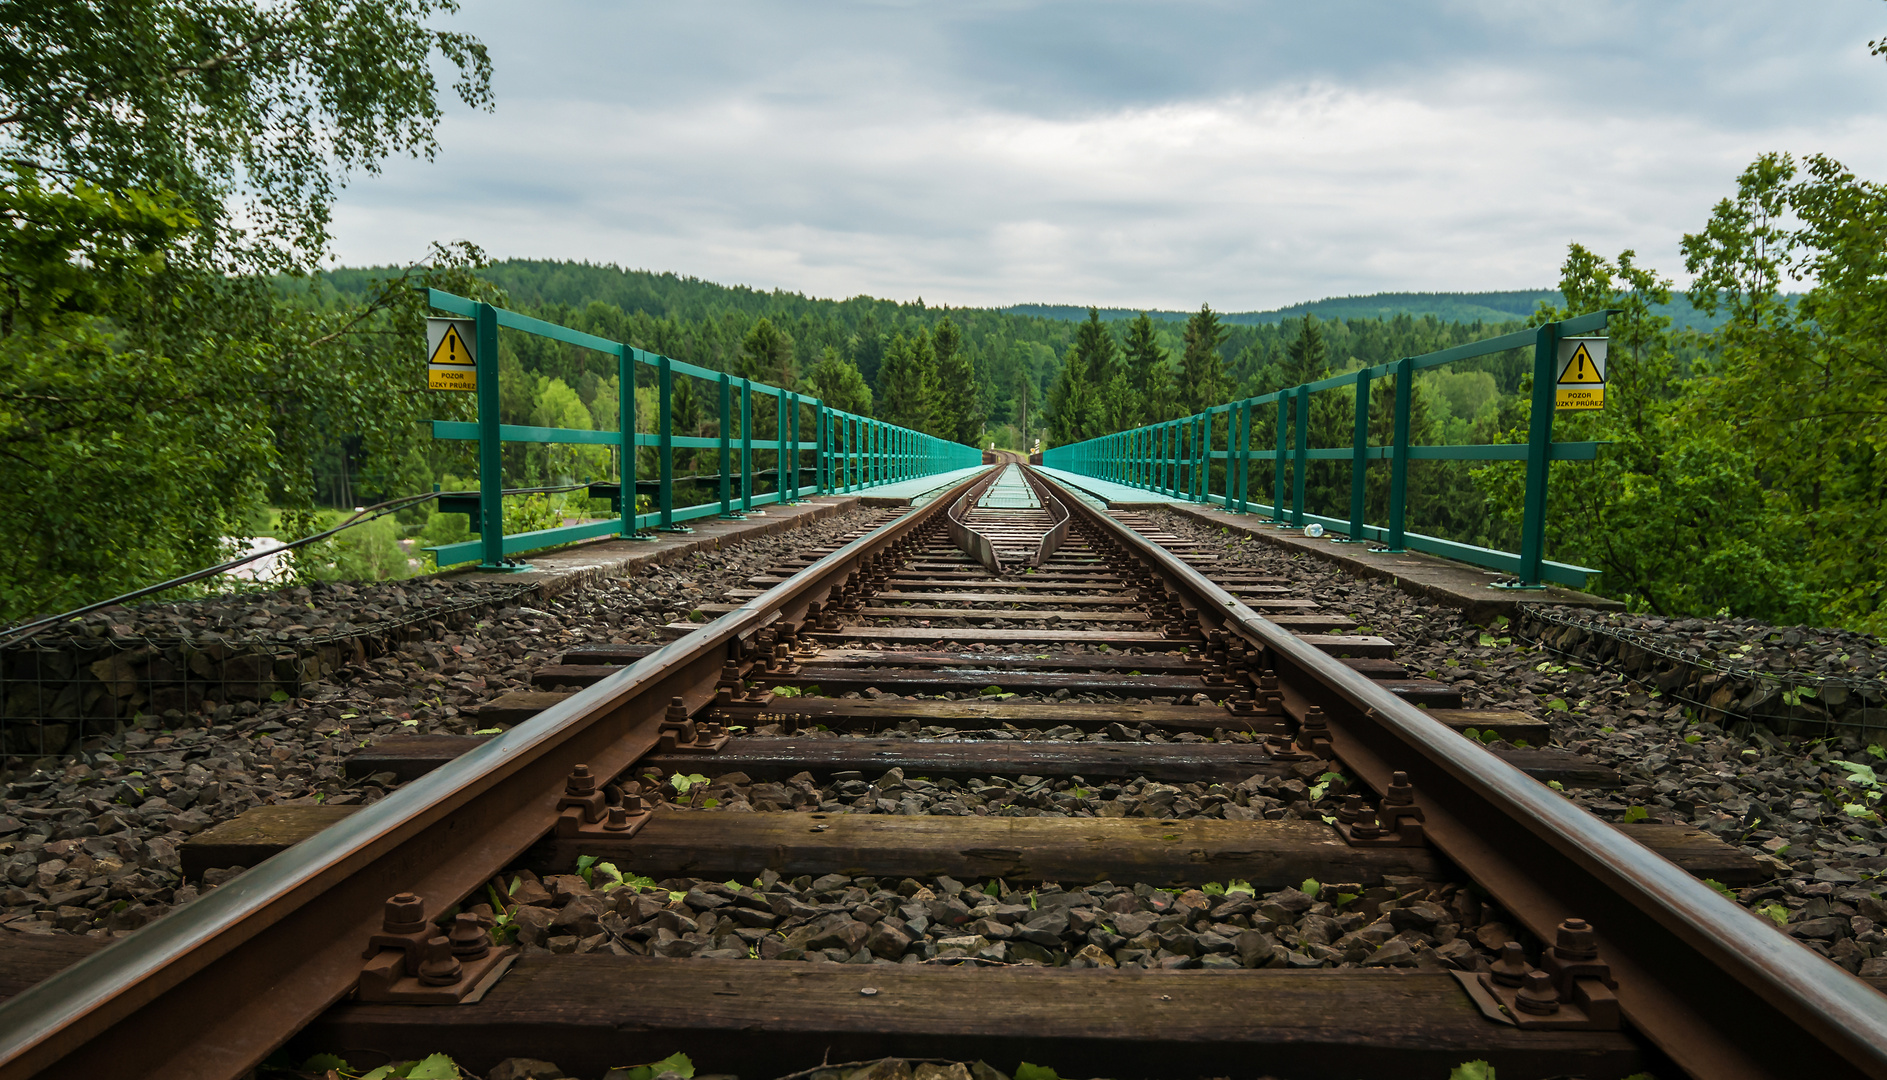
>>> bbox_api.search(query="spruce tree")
[739,316,796,388]
[1281,315,1329,388]
[934,315,983,443]
[1047,342,1097,446]
[1122,313,1170,425]
[1073,308,1120,390]
[806,346,873,415]
[876,331,939,433]
[1180,303,1231,414]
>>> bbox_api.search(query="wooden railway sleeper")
[356,892,516,1005]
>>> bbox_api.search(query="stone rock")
[489,1059,565,1080]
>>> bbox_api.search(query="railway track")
[1,456,1884,1079]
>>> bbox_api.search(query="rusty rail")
[1025,464,1887,1080]
[0,471,992,1080]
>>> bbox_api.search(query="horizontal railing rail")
[1043,311,1614,588]
[424,289,980,570]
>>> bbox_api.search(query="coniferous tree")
[1180,303,1230,414]
[1281,315,1329,388]
[933,315,983,443]
[1073,308,1120,390]
[738,316,796,388]
[1123,313,1171,425]
[875,331,939,432]
[805,346,873,415]
[1047,341,1097,446]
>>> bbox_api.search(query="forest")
[0,2,1880,638]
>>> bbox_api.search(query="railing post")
[784,393,800,504]
[1291,386,1309,527]
[1233,402,1249,513]
[1388,357,1412,552]
[618,343,637,537]
[474,301,506,568]
[1197,414,1208,502]
[1517,321,1560,586]
[816,403,828,494]
[657,355,680,530]
[1348,368,1370,541]
[740,378,753,514]
[1272,395,1288,522]
[718,372,737,518]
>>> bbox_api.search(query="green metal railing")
[423,290,980,570]
[1043,311,1614,588]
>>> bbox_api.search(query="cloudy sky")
[329,1,1887,311]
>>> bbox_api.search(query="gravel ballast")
[0,509,889,938]
[1151,508,1887,975]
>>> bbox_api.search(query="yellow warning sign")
[1555,337,1607,411]
[430,323,475,366]
[426,317,477,392]
[428,366,476,391]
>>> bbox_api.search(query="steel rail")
[0,469,995,1080]
[1025,465,1887,1080]
[1018,466,1072,568]
[945,467,1007,575]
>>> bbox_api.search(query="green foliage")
[1180,304,1231,414]
[1469,153,1887,632]
[1013,1064,1061,1080]
[876,330,939,433]
[738,316,795,388]
[1300,877,1321,898]
[0,1,493,620]
[805,346,873,415]
[607,1053,696,1080]
[668,772,709,795]
[1703,878,1736,900]
[1622,806,1650,824]
[1448,1062,1496,1080]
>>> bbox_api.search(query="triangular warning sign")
[430,324,475,366]
[1558,342,1603,384]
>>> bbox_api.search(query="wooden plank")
[346,734,489,781]
[298,958,1647,1080]
[180,805,360,879]
[727,590,1156,606]
[557,646,1414,681]
[0,933,107,1004]
[185,798,1761,886]
[640,737,1289,784]
[546,812,1444,886]
[1293,634,1396,658]
[715,698,1271,733]
[474,690,577,725]
[807,626,1181,647]
[347,729,1604,790]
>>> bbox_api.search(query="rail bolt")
[1489,942,1530,987]
[416,935,464,986]
[1515,970,1561,1015]
[565,764,597,796]
[1556,917,1599,959]
[604,805,635,831]
[1349,813,1382,840]
[447,913,491,959]
[1384,771,1416,806]
[1336,795,1370,824]
[666,697,689,723]
[382,892,427,935]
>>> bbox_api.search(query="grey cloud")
[329,0,1887,308]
